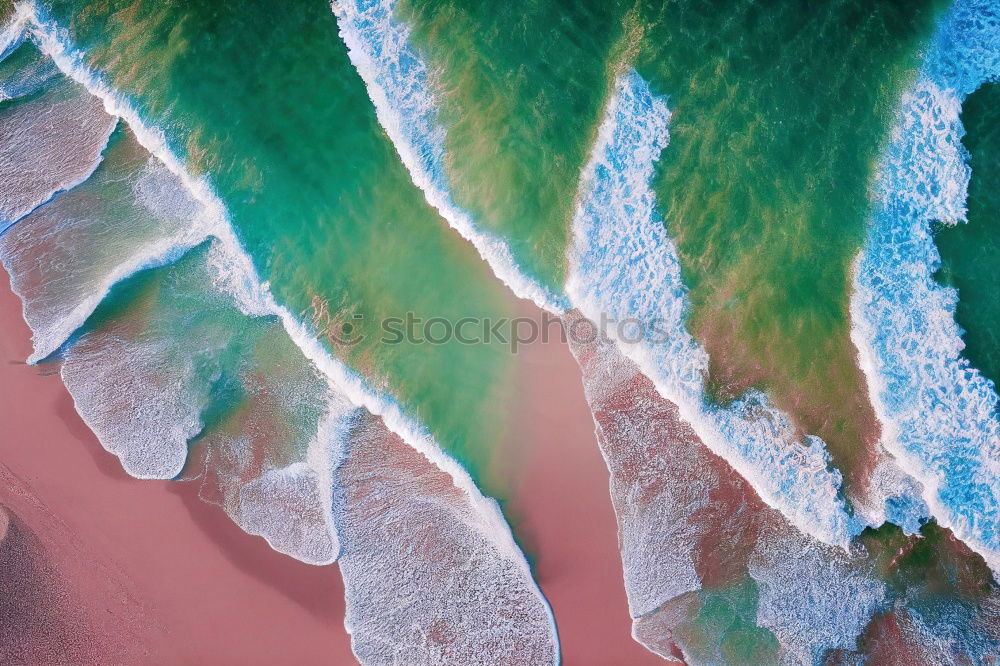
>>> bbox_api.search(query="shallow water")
[935,81,1000,390]
[38,0,522,487]
[2,0,1000,661]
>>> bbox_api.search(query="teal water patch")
[38,0,521,489]
[567,70,860,547]
[680,578,779,666]
[852,0,1000,572]
[632,0,950,488]
[392,0,629,296]
[0,38,58,99]
[934,81,1000,390]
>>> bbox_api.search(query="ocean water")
[934,81,1000,388]
[633,0,951,490]
[392,0,629,295]
[851,0,1000,573]
[566,69,865,547]
[392,0,952,497]
[34,0,523,488]
[0,4,560,660]
[2,0,1000,662]
[332,0,1000,659]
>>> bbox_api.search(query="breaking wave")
[566,70,864,548]
[851,0,1000,572]
[0,4,559,661]
[330,0,568,313]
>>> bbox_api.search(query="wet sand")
[1,260,671,664]
[502,300,664,665]
[0,272,358,664]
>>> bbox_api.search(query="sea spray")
[851,0,1000,572]
[0,3,29,59]
[330,0,568,313]
[566,69,862,548]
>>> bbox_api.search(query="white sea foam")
[335,412,560,665]
[748,523,887,664]
[853,450,930,535]
[898,599,1000,663]
[58,293,215,480]
[21,1,528,565]
[566,70,861,548]
[330,0,568,313]
[237,463,338,562]
[196,318,358,565]
[14,5,556,649]
[0,74,116,231]
[851,0,1000,572]
[0,4,30,60]
[0,131,211,363]
[564,309,705,617]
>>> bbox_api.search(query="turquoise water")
[398,0,949,491]
[1,0,999,661]
[935,81,1000,390]
[37,0,522,488]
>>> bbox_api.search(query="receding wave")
[1,125,208,364]
[565,309,903,663]
[335,412,560,665]
[565,70,888,548]
[851,0,1000,573]
[330,0,568,313]
[1,4,559,661]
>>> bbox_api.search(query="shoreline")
[1,230,664,663]
[502,297,663,665]
[0,271,358,664]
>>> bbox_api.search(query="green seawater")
[7,0,1000,658]
[679,578,780,665]
[40,0,521,491]
[395,0,633,292]
[636,0,950,482]
[399,0,950,491]
[634,14,998,651]
[935,81,1000,390]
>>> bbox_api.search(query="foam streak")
[567,70,860,547]
[330,0,568,313]
[851,0,1000,571]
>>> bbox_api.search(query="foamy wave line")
[851,0,1000,571]
[330,0,568,314]
[26,228,207,364]
[567,70,861,548]
[19,1,543,587]
[0,4,30,59]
